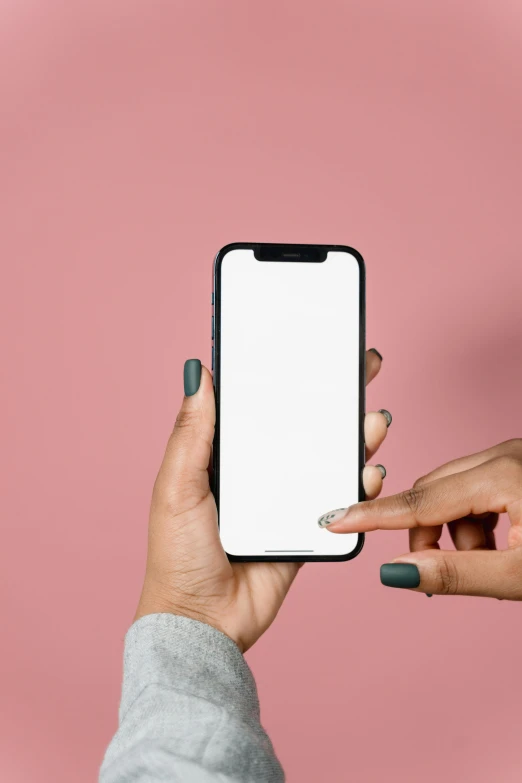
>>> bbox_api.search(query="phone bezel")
[212,242,366,562]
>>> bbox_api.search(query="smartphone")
[212,243,365,562]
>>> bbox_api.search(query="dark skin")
[135,350,389,652]
[323,439,522,599]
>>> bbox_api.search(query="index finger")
[325,457,517,534]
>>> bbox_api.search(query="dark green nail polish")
[380,563,420,589]
[369,348,383,361]
[426,594,433,598]
[376,464,387,479]
[378,409,392,427]
[184,359,202,396]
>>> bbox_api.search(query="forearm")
[100,614,284,783]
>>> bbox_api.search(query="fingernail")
[380,563,420,589]
[378,409,392,427]
[184,359,202,396]
[369,348,383,361]
[426,594,433,598]
[318,508,348,528]
[375,464,387,479]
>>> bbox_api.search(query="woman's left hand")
[135,349,390,652]
[320,439,522,599]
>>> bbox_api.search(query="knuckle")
[413,475,429,490]
[152,461,203,520]
[499,438,522,455]
[173,406,199,433]
[435,556,459,596]
[491,454,522,481]
[401,487,423,515]
[151,473,177,517]
[164,472,202,514]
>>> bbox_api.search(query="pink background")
[2,1,522,781]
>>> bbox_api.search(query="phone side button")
[211,346,214,371]
[211,292,214,305]
[211,315,214,340]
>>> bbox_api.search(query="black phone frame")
[212,242,366,562]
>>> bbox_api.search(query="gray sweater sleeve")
[99,614,284,783]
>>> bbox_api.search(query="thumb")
[380,548,522,600]
[152,359,215,515]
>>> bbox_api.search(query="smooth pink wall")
[2,2,522,781]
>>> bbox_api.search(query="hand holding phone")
[133,269,390,650]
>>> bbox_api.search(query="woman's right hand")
[320,439,522,599]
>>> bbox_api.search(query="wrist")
[134,598,211,628]
[133,590,241,650]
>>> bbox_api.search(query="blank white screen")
[218,248,361,557]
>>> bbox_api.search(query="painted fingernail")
[378,409,392,427]
[380,563,420,589]
[184,359,202,396]
[318,508,348,528]
[426,594,433,598]
[369,348,383,361]
[375,464,387,479]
